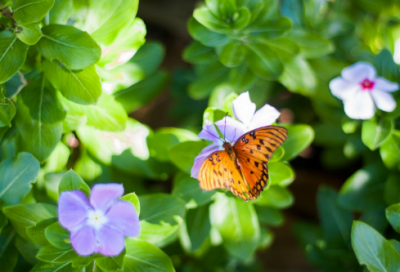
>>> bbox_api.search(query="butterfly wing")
[233,126,288,198]
[198,150,256,201]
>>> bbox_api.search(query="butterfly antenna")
[202,127,224,144]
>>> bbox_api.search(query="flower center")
[87,209,107,229]
[360,78,375,91]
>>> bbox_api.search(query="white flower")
[329,62,399,119]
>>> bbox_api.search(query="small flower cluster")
[329,62,399,119]
[191,92,281,178]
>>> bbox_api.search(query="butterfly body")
[198,126,288,201]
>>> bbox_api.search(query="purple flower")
[191,92,280,178]
[329,62,399,119]
[58,183,140,256]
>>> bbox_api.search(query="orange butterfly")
[197,126,288,201]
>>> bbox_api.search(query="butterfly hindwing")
[233,126,288,198]
[198,150,256,201]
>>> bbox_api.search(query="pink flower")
[329,62,399,119]
[191,92,280,178]
[58,184,140,256]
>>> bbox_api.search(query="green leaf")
[15,23,42,45]
[229,64,257,91]
[15,236,39,265]
[386,204,400,233]
[338,165,387,212]
[41,142,70,173]
[45,222,71,250]
[269,161,294,186]
[247,16,292,39]
[374,48,399,83]
[280,124,314,161]
[138,221,181,248]
[148,128,198,162]
[43,60,101,105]
[0,152,39,206]
[82,0,139,46]
[123,238,174,272]
[26,218,58,247]
[0,94,15,127]
[193,6,230,32]
[3,203,57,239]
[15,77,65,162]
[114,71,167,113]
[0,30,29,84]
[380,131,400,170]
[0,225,18,272]
[183,41,217,64]
[384,172,400,205]
[317,186,352,248]
[169,141,208,174]
[180,205,211,252]
[279,57,317,96]
[288,30,334,58]
[245,43,283,80]
[31,261,81,272]
[269,146,284,162]
[188,17,229,47]
[61,93,127,132]
[96,250,125,271]
[255,185,294,208]
[37,25,102,70]
[49,0,73,24]
[58,169,90,197]
[36,245,77,264]
[0,211,7,233]
[139,193,186,225]
[172,172,215,209]
[13,0,54,24]
[121,193,140,216]
[362,118,393,151]
[210,194,260,259]
[255,205,283,226]
[218,41,246,67]
[352,221,400,272]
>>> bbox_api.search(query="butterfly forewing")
[233,126,288,198]
[198,151,256,201]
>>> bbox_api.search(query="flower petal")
[96,226,125,256]
[215,116,245,143]
[329,77,360,101]
[198,120,220,143]
[90,183,124,212]
[191,144,222,178]
[375,78,399,92]
[371,89,397,112]
[249,104,280,131]
[232,92,256,125]
[106,201,140,237]
[58,191,91,231]
[344,90,375,120]
[341,62,376,83]
[71,225,97,256]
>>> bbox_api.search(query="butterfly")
[197,126,288,201]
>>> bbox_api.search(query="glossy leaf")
[0,30,29,84]
[210,194,260,259]
[180,205,211,252]
[245,43,283,80]
[15,78,65,162]
[45,222,71,250]
[38,25,102,70]
[269,162,294,187]
[15,23,42,45]
[255,185,294,208]
[172,172,215,209]
[27,218,58,247]
[280,124,314,161]
[58,169,90,197]
[169,141,208,174]
[386,204,400,233]
[183,41,217,64]
[0,152,40,207]
[121,193,140,216]
[3,203,57,239]
[0,225,18,272]
[362,118,393,151]
[380,131,400,170]
[36,245,77,264]
[13,0,54,24]
[43,60,101,105]
[49,0,73,24]
[123,238,174,272]
[352,221,400,272]
[218,41,246,67]
[188,17,230,47]
[255,205,283,226]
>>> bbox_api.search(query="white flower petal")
[198,120,220,143]
[341,62,376,83]
[232,92,256,125]
[249,104,280,131]
[371,89,397,112]
[329,77,360,101]
[344,90,375,120]
[215,116,245,143]
[375,78,399,92]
